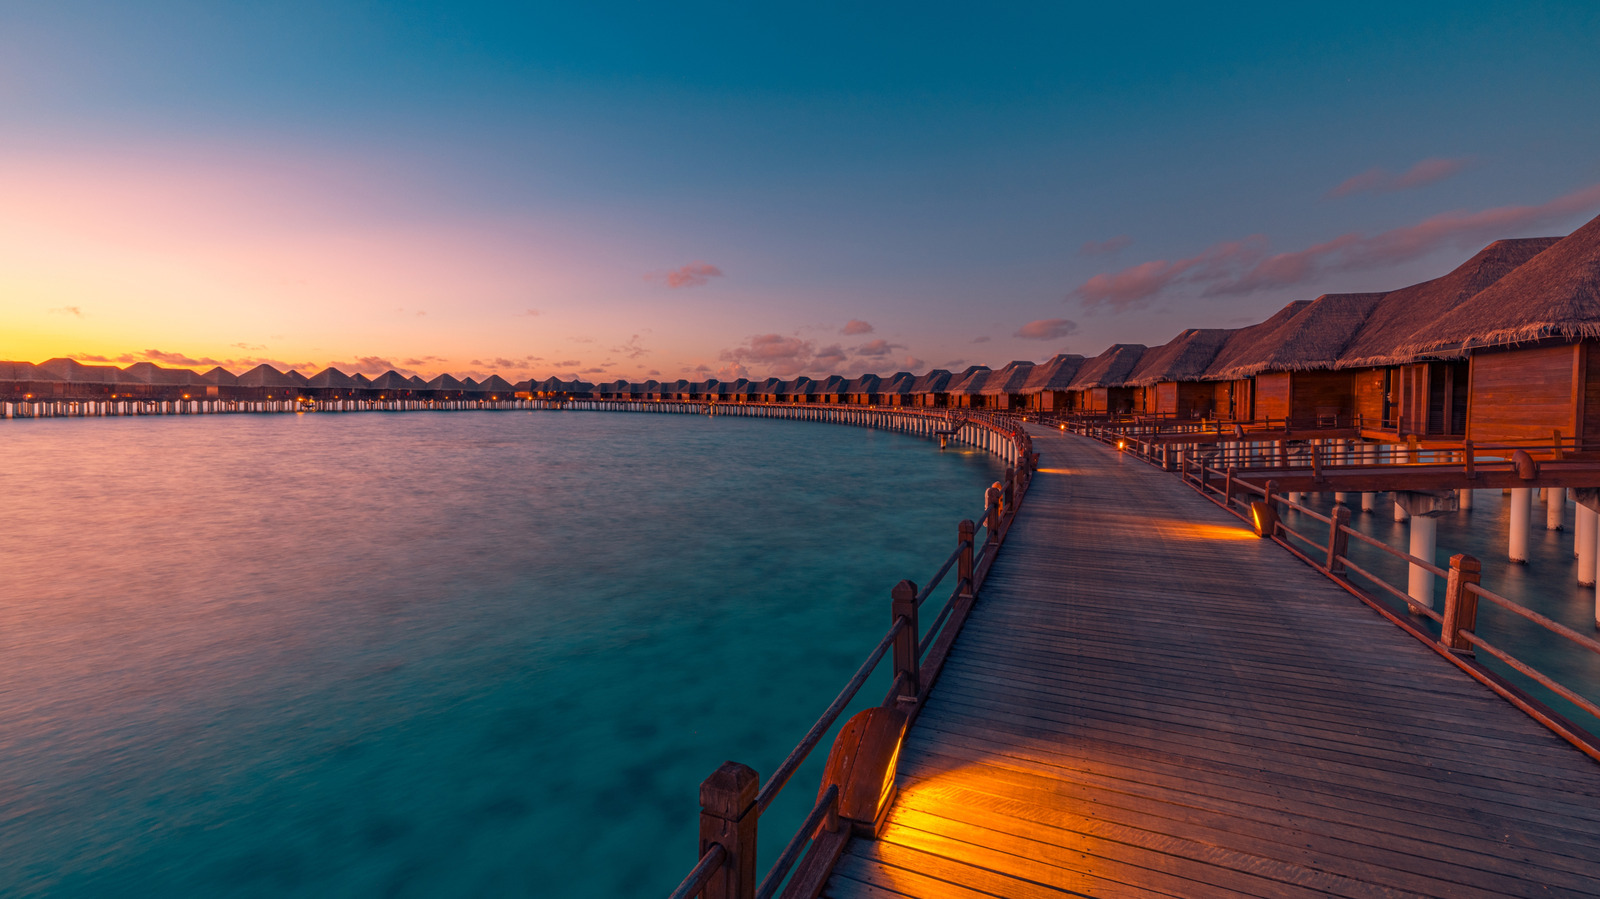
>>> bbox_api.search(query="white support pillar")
[1361,491,1377,513]
[1459,488,1473,510]
[1548,488,1565,531]
[1577,505,1597,586]
[1393,494,1410,522]
[1408,515,1439,609]
[1396,491,1457,610]
[1510,487,1532,563]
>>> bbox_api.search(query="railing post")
[891,579,920,701]
[698,761,759,899]
[984,484,1002,549]
[1224,465,1236,508]
[1440,554,1483,655]
[1327,505,1350,574]
[957,520,975,599]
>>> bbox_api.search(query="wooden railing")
[1073,422,1600,764]
[669,420,1035,899]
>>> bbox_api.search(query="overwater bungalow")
[909,369,953,407]
[1393,212,1600,446]
[881,371,916,406]
[1018,353,1087,413]
[1125,329,1232,419]
[305,367,356,399]
[1066,344,1147,415]
[979,361,1036,411]
[480,375,515,399]
[844,373,882,405]
[1333,236,1561,438]
[369,371,414,398]
[1204,292,1384,426]
[946,365,993,409]
[238,364,301,400]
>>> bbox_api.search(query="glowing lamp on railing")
[817,706,908,838]
[1249,500,1279,538]
[1116,439,1126,451]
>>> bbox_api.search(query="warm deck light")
[1116,439,1126,451]
[819,706,908,838]
[1249,501,1279,538]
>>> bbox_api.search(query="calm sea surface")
[0,410,1001,897]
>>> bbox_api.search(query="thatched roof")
[35,358,122,384]
[1067,344,1148,390]
[1398,213,1600,359]
[407,375,429,389]
[948,365,993,395]
[307,367,355,389]
[1019,354,1087,393]
[121,362,206,386]
[911,369,953,394]
[1335,237,1561,369]
[1208,292,1383,380]
[980,361,1035,395]
[428,373,465,391]
[237,364,298,388]
[845,373,882,395]
[883,372,916,395]
[201,366,239,387]
[1126,329,1232,387]
[370,371,412,390]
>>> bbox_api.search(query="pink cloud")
[840,319,874,335]
[855,338,905,357]
[1075,236,1268,311]
[1079,234,1131,257]
[717,362,750,380]
[1076,182,1600,307]
[1327,157,1471,198]
[649,261,724,289]
[719,334,818,376]
[901,356,925,370]
[1015,318,1078,340]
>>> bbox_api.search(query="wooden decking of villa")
[825,429,1600,899]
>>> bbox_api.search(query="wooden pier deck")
[824,429,1600,898]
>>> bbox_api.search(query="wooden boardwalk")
[824,429,1600,899]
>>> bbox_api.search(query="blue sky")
[4,1,1599,380]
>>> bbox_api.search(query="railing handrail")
[672,411,1035,899]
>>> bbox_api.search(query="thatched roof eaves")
[845,374,882,394]
[1336,237,1561,369]
[479,375,515,393]
[428,373,466,391]
[1397,213,1600,359]
[1067,344,1148,390]
[1125,329,1233,387]
[883,372,916,394]
[1205,292,1384,381]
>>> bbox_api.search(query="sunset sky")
[4,2,1599,382]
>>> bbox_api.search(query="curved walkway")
[824,429,1600,898]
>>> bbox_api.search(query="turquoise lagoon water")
[0,411,1001,897]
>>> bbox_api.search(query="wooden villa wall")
[1288,370,1357,426]
[1254,373,1291,421]
[1352,369,1388,429]
[1467,344,1577,443]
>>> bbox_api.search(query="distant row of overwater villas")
[8,211,1600,445]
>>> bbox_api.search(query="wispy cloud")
[854,338,905,357]
[648,261,724,289]
[49,305,83,317]
[1079,235,1131,257]
[612,334,649,360]
[1015,318,1078,340]
[840,319,874,335]
[1074,183,1600,311]
[970,336,991,344]
[1328,157,1471,198]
